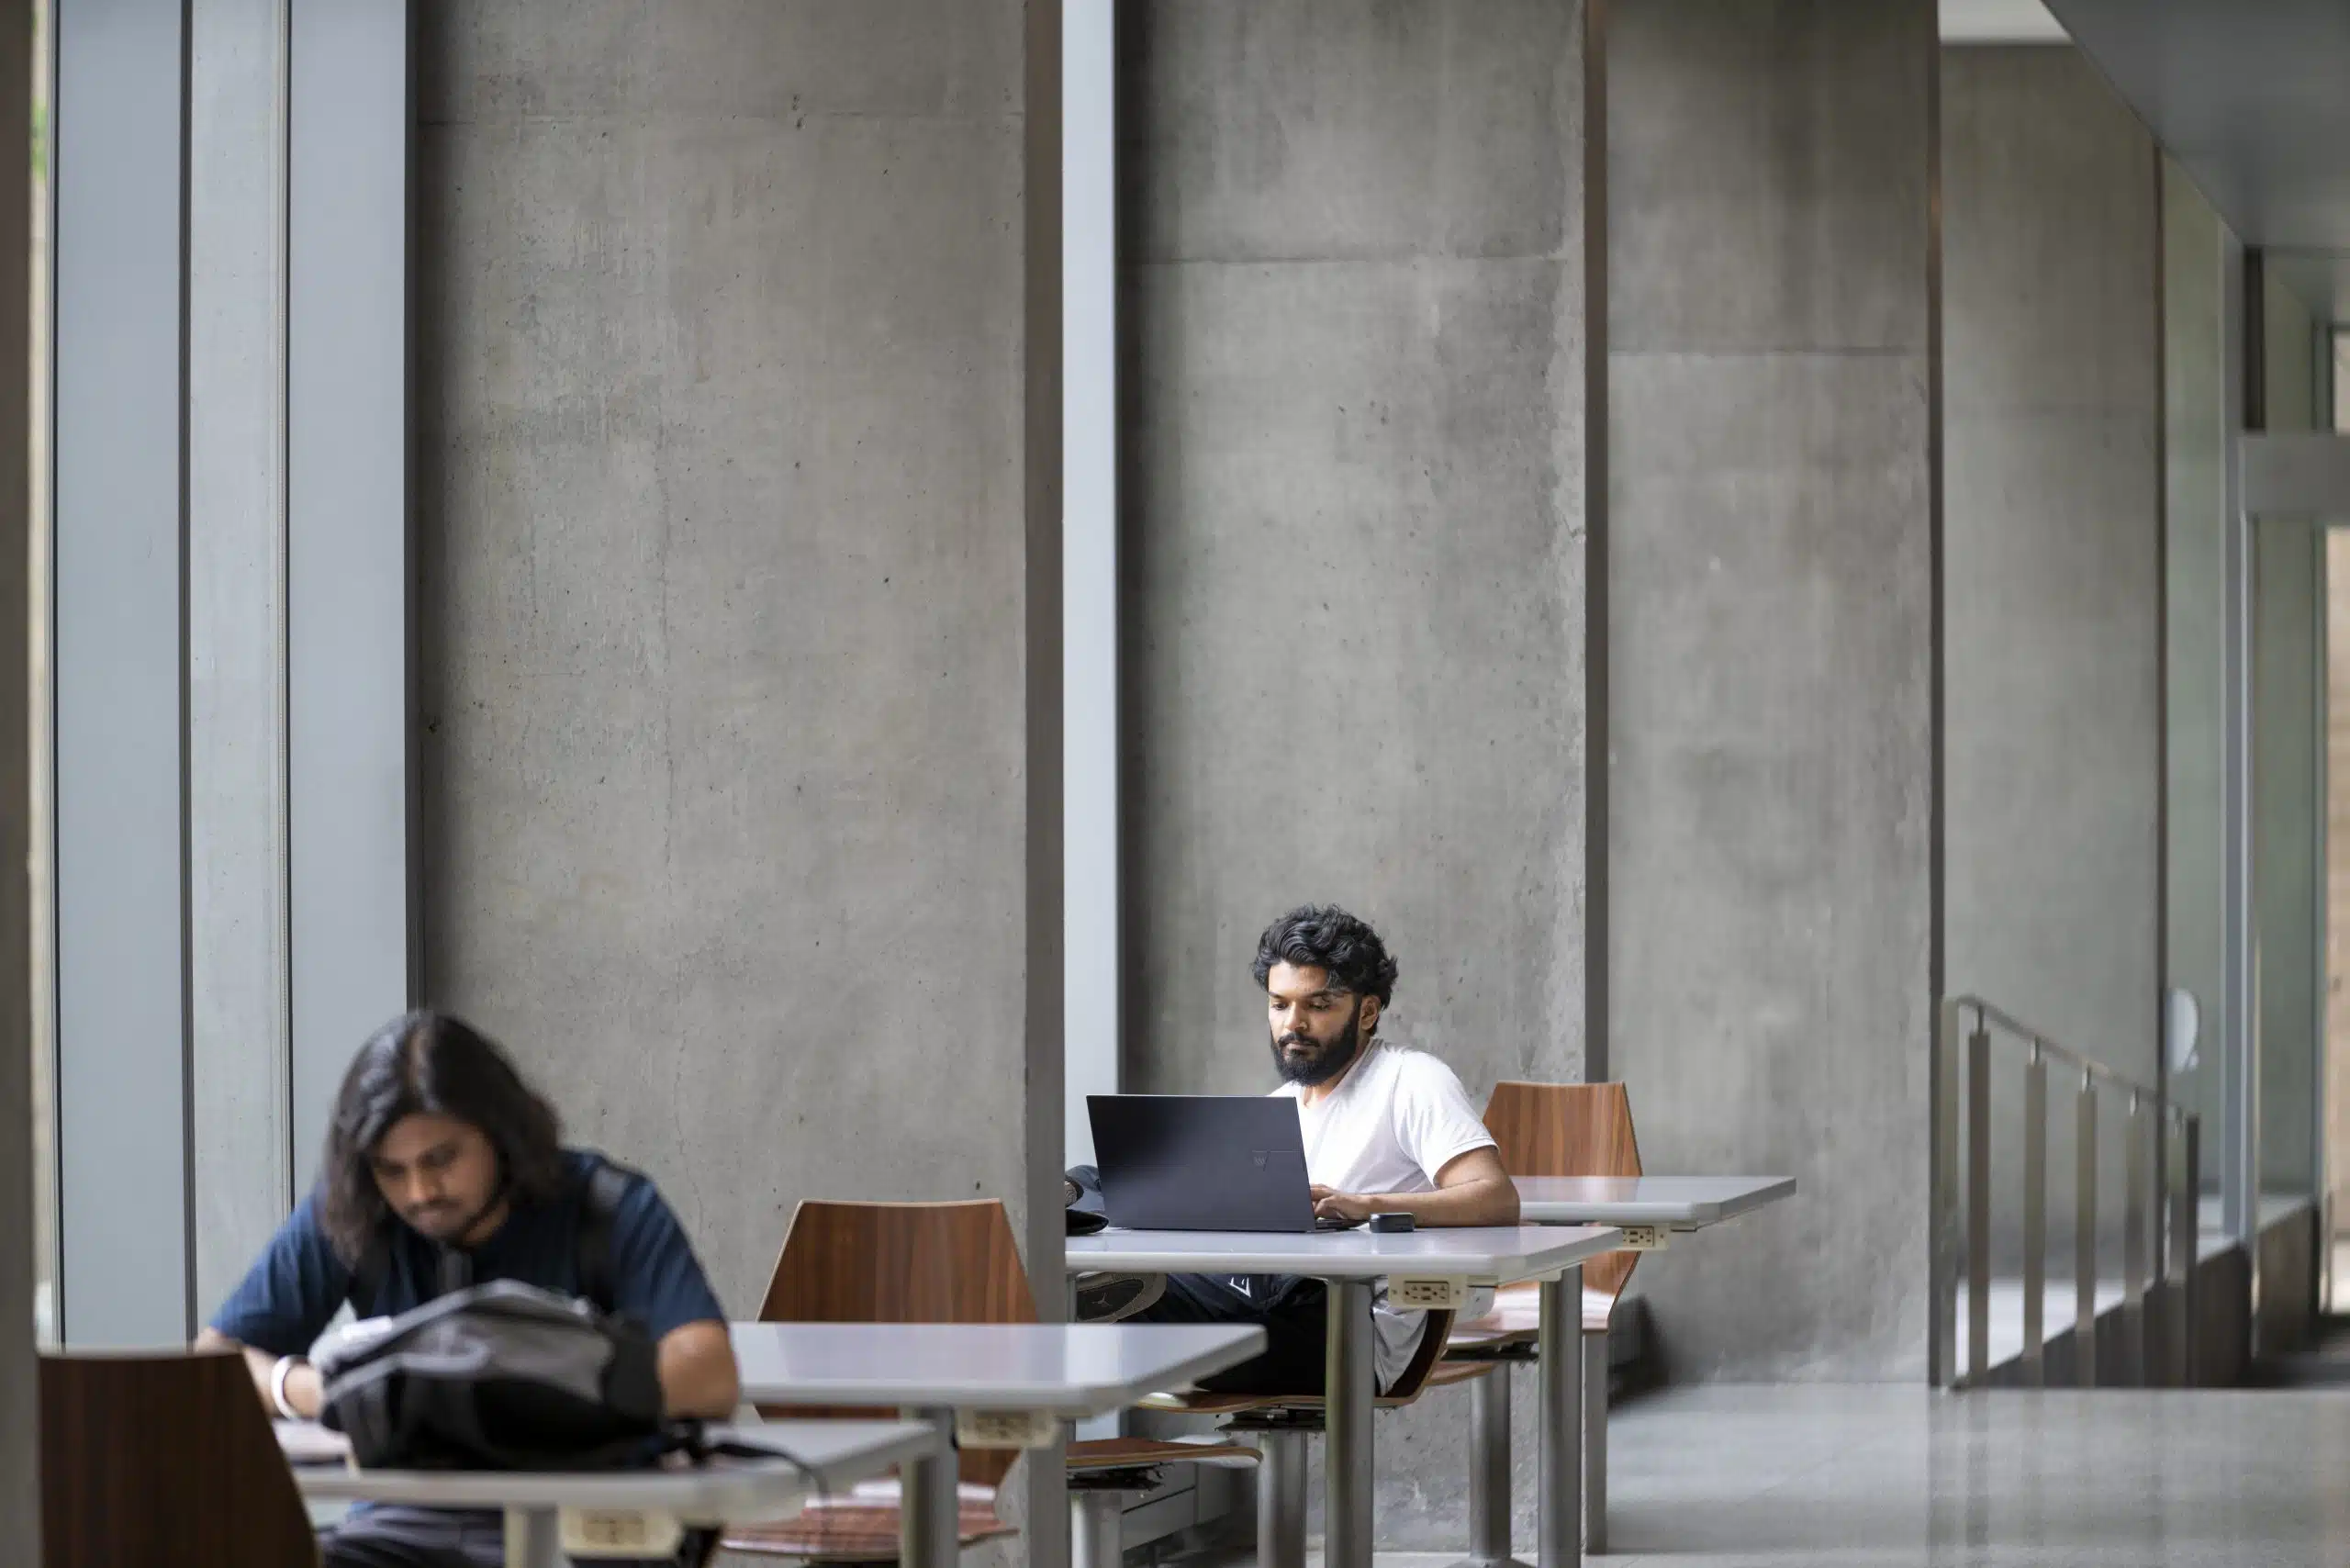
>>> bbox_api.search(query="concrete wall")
[2256,274,2324,1197]
[1116,1,1597,1541]
[1942,46,2160,1087]
[1942,47,2163,1274]
[2165,161,2229,1145]
[411,8,1063,1551]
[1607,0,1939,1382]
[2326,530,2350,1232]
[2255,510,2323,1195]
[1118,0,1595,1114]
[0,0,37,1544]
[189,0,292,1314]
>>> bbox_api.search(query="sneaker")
[1075,1271,1167,1323]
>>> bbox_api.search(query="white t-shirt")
[1271,1040,1498,1389]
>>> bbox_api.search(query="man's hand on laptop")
[1310,1186,1379,1224]
[1310,1150,1521,1228]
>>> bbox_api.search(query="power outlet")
[959,1408,1062,1450]
[563,1509,683,1558]
[1389,1275,1472,1310]
[1619,1225,1669,1251]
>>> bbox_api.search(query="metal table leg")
[504,1507,561,1568]
[1460,1360,1529,1568]
[1583,1331,1608,1555]
[1257,1428,1309,1568]
[1538,1268,1583,1568]
[900,1406,960,1568]
[1070,1489,1123,1568]
[1324,1278,1379,1568]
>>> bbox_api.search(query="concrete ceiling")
[2042,1,2350,288]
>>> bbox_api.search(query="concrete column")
[1607,0,1940,1380]
[411,7,1063,1543]
[2255,506,2322,1196]
[1120,0,1600,1102]
[2255,273,2324,1203]
[189,0,292,1312]
[1118,5,1600,1541]
[1942,46,2163,1276]
[2165,161,2229,1143]
[0,0,38,1546]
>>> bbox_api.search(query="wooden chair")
[726,1199,1257,1568]
[1449,1081,1642,1556]
[40,1350,318,1568]
[1132,1295,1486,1568]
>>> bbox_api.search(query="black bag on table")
[315,1279,674,1472]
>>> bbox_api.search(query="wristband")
[270,1355,301,1420]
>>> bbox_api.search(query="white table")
[733,1321,1265,1568]
[1501,1173,1796,1559]
[1067,1225,1622,1568]
[280,1417,936,1568]
[1512,1174,1796,1233]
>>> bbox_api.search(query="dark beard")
[1270,1011,1363,1088]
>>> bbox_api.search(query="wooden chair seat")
[722,1481,1015,1562]
[1065,1437,1259,1473]
[1136,1367,1495,1417]
[1449,1281,1620,1350]
[1134,1316,1490,1417]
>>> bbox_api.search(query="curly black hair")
[1250,904,1400,1013]
[318,1010,567,1264]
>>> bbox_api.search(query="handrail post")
[1930,999,1961,1389]
[1967,1019,1993,1390]
[2021,1042,2047,1386]
[2176,1114,2200,1386]
[2076,1069,2098,1387]
[2123,1092,2148,1385]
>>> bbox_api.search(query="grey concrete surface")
[2163,160,2228,1141]
[1287,1383,2350,1568]
[1941,47,2163,1278]
[1116,3,1595,1539]
[410,0,1055,1403]
[189,0,292,1316]
[1119,0,1595,1109]
[1607,0,1939,1382]
[2255,512,2323,1194]
[0,0,35,1546]
[2255,271,2324,1199]
[1942,47,2160,1077]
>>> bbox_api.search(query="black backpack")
[315,1279,672,1472]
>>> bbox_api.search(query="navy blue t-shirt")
[210,1149,727,1356]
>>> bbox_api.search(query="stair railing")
[1930,995,2200,1389]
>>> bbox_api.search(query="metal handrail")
[1929,995,2200,1391]
[1958,996,2187,1103]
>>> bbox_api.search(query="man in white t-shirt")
[1082,904,1518,1393]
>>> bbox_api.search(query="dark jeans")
[319,1506,717,1568]
[319,1507,504,1568]
[1136,1273,1330,1394]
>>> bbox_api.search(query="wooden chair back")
[1382,1307,1458,1400]
[1483,1081,1644,1300]
[40,1350,318,1568]
[758,1199,1037,1488]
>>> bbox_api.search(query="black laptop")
[1087,1094,1362,1231]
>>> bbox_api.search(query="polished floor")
[1318,1383,2350,1568]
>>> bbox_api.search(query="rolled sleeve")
[207,1192,353,1357]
